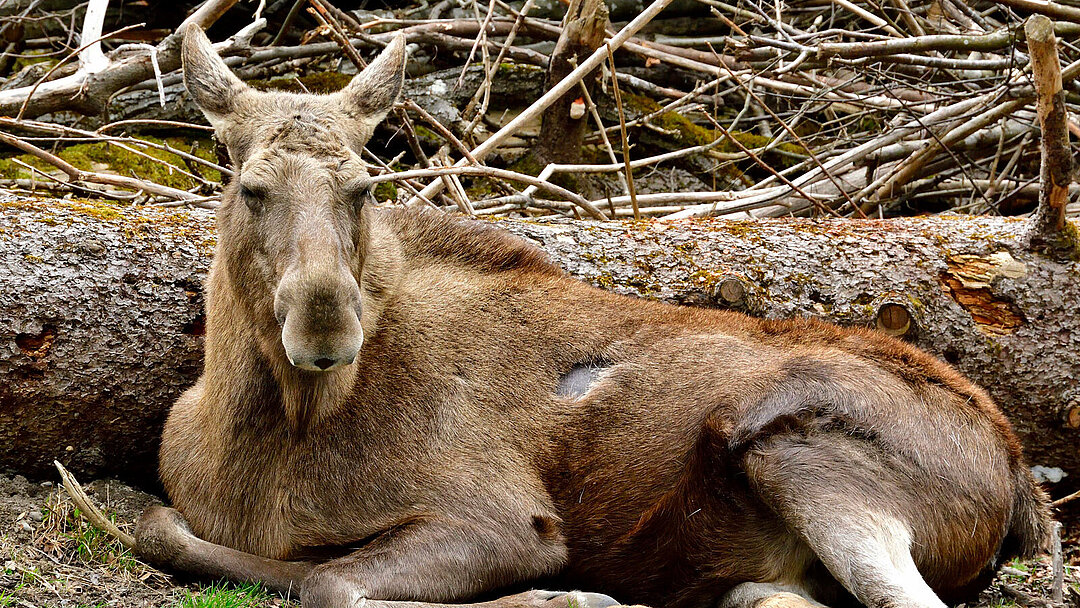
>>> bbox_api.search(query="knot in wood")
[876,303,911,336]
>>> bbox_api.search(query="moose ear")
[181,23,247,125]
[339,35,407,126]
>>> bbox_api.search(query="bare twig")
[54,461,135,549]
[369,165,607,219]
[405,0,678,209]
[607,45,639,220]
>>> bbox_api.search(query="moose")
[135,23,1051,608]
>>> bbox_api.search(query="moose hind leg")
[742,435,948,608]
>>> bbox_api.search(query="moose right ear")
[181,23,247,125]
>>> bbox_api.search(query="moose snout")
[275,270,364,372]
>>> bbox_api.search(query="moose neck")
[203,208,405,437]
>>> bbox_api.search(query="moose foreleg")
[298,513,601,608]
[135,506,313,593]
[136,505,618,608]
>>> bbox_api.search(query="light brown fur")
[136,23,1051,608]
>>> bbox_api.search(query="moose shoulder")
[134,23,1051,608]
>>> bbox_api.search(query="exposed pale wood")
[0,0,239,118]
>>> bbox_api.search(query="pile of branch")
[0,0,1078,222]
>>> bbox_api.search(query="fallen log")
[1,192,1078,508]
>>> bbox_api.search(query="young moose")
[135,23,1051,608]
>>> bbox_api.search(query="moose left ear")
[338,35,407,127]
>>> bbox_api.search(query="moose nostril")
[313,358,335,370]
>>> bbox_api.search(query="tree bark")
[1,192,1078,503]
[533,0,609,165]
[1025,15,1075,248]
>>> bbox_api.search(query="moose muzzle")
[274,267,364,372]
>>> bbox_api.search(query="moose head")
[182,24,406,375]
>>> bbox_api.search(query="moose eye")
[344,178,374,211]
[239,183,265,213]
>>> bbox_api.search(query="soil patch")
[0,474,1075,607]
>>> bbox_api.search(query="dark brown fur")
[137,23,1051,608]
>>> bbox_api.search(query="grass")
[1006,557,1031,573]
[37,493,147,576]
[176,582,293,608]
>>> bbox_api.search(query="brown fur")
[143,23,1051,608]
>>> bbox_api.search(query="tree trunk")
[1,192,1078,504]
[533,0,609,165]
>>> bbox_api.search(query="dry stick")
[4,120,225,186]
[462,0,495,146]
[368,165,606,218]
[757,97,981,198]
[829,0,904,36]
[996,0,1080,24]
[889,0,926,36]
[2,117,232,177]
[623,40,938,114]
[866,84,1000,217]
[1050,521,1064,605]
[54,461,135,549]
[1025,14,1074,243]
[271,0,307,45]
[695,111,836,217]
[16,22,145,120]
[784,55,1080,202]
[361,148,435,208]
[456,0,497,90]
[513,137,752,212]
[712,56,863,217]
[402,99,478,164]
[862,99,1028,207]
[26,135,212,187]
[11,159,142,202]
[462,0,536,141]
[323,1,364,32]
[308,0,366,69]
[98,119,216,133]
[404,0,678,211]
[855,47,1065,207]
[816,29,1017,58]
[578,81,630,198]
[0,0,238,118]
[309,0,430,171]
[1051,488,1080,506]
[590,76,735,140]
[606,45,639,220]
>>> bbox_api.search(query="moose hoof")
[754,593,821,608]
[134,505,195,566]
[525,590,623,608]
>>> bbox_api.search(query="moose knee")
[301,568,367,608]
[134,505,196,566]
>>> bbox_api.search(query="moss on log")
[1,193,1077,505]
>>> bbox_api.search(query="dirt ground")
[0,473,1076,608]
